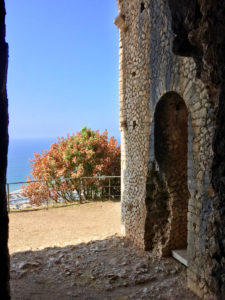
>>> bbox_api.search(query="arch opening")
[145,92,189,256]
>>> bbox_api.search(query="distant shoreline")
[7,188,29,209]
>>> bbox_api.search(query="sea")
[7,138,56,192]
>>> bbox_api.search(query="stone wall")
[167,1,225,299]
[116,0,216,298]
[0,0,10,297]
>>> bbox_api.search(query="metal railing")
[6,176,121,211]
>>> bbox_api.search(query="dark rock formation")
[145,164,170,255]
[0,0,9,298]
[167,0,225,298]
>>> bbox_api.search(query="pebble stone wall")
[115,0,216,298]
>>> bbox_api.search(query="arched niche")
[145,92,189,256]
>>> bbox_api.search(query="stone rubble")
[10,235,199,299]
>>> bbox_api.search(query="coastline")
[7,188,29,209]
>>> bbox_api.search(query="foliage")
[22,127,120,205]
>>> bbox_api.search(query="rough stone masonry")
[115,0,225,299]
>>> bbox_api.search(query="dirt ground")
[9,201,121,253]
[9,201,199,299]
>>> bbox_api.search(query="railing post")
[80,178,83,204]
[109,178,111,200]
[7,183,10,212]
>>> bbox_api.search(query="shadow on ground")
[10,235,199,300]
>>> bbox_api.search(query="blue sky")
[5,1,120,141]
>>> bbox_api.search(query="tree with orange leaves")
[22,127,120,205]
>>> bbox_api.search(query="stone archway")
[145,92,189,256]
